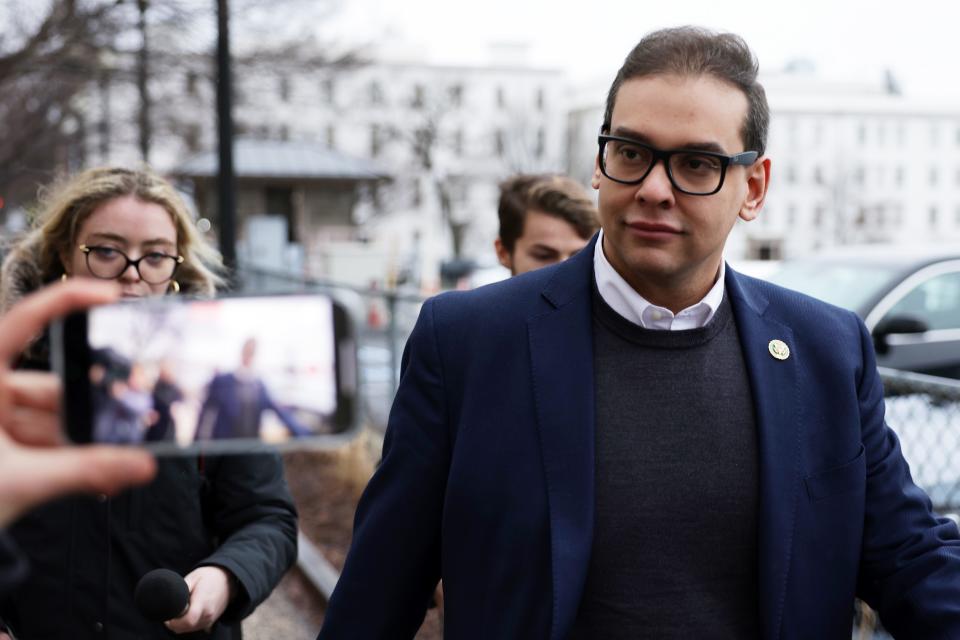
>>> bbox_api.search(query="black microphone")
[134,568,190,621]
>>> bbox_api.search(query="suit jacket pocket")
[804,444,866,501]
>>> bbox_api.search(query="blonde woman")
[0,167,297,640]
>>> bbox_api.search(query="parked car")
[765,244,960,378]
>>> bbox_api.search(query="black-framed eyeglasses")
[79,244,184,284]
[598,133,759,196]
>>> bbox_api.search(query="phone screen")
[57,293,357,453]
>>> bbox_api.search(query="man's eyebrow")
[528,244,560,254]
[609,126,729,154]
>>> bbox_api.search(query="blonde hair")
[26,166,224,295]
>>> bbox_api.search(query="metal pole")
[136,0,150,163]
[216,0,237,277]
[386,292,400,393]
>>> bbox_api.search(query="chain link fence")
[880,367,960,515]
[855,368,960,639]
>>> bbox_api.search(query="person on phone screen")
[147,359,183,443]
[0,167,298,639]
[195,337,311,441]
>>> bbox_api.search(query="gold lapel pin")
[768,339,790,361]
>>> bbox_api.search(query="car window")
[767,262,898,312]
[882,271,960,331]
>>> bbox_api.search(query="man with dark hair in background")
[319,26,960,639]
[494,173,599,275]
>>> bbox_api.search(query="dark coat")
[1,453,298,639]
[319,233,960,640]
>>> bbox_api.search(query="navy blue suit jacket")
[320,235,960,639]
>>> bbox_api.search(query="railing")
[878,367,960,515]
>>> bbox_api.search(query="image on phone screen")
[63,293,355,452]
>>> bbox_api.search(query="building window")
[322,78,335,106]
[265,187,296,242]
[453,129,464,156]
[370,124,381,157]
[813,166,823,184]
[184,124,200,152]
[854,166,865,185]
[326,125,336,149]
[279,76,291,102]
[814,205,825,226]
[930,206,939,227]
[930,168,939,186]
[494,129,505,156]
[536,87,545,111]
[748,239,783,260]
[279,125,289,141]
[785,165,797,184]
[411,84,426,109]
[787,204,797,225]
[369,81,384,105]
[896,166,905,186]
[535,127,545,158]
[448,84,463,108]
[496,86,505,109]
[411,178,422,208]
[931,124,941,146]
[185,71,198,96]
[858,123,867,144]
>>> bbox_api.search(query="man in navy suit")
[195,338,310,440]
[319,26,960,639]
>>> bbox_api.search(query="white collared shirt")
[593,229,726,331]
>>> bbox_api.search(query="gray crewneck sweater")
[569,287,759,639]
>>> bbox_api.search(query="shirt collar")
[592,228,726,331]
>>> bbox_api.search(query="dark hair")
[497,174,599,252]
[602,26,769,155]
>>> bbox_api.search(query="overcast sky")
[329,0,960,100]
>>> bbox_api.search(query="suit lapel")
[527,241,596,640]
[726,269,801,640]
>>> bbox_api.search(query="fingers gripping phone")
[53,293,359,454]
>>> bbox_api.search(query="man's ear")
[591,155,602,190]
[494,237,513,271]
[739,156,771,222]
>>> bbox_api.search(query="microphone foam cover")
[134,568,190,622]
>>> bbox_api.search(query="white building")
[243,60,567,287]
[83,51,568,290]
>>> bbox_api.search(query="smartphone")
[53,292,359,454]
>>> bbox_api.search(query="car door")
[866,261,960,378]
